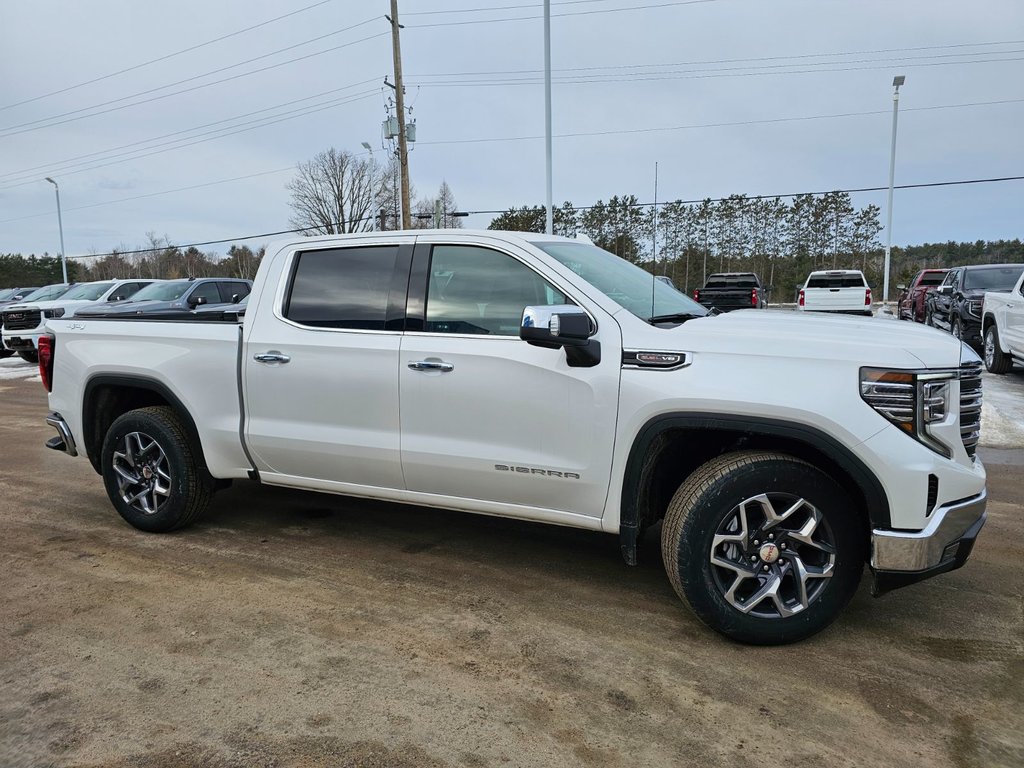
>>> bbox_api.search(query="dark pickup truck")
[693,272,766,311]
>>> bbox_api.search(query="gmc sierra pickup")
[981,269,1024,373]
[39,231,988,645]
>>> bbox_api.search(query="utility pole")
[388,1,411,230]
[44,177,68,283]
[883,75,905,309]
[543,0,553,235]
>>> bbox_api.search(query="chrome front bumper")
[871,491,987,573]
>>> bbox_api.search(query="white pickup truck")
[39,231,987,645]
[981,269,1024,373]
[798,269,873,315]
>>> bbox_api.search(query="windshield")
[531,240,708,321]
[21,284,73,302]
[964,266,1024,291]
[129,281,190,302]
[919,271,946,286]
[0,289,16,300]
[60,282,114,301]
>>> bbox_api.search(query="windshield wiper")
[646,311,710,325]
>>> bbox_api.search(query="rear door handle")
[253,352,290,364]
[408,360,454,372]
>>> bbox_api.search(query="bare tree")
[286,148,384,235]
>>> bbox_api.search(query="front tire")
[101,406,213,532]
[661,451,865,645]
[984,325,1012,374]
[952,316,963,341]
[925,308,935,327]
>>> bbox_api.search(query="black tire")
[952,316,963,341]
[101,406,213,532]
[661,451,865,645]
[0,348,13,359]
[984,325,1012,374]
[925,308,934,327]
[18,350,38,363]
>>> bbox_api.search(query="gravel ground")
[1,371,1022,768]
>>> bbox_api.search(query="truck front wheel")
[661,451,864,645]
[101,406,212,532]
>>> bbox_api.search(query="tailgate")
[803,287,866,310]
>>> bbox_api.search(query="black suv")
[75,278,252,318]
[926,264,1024,348]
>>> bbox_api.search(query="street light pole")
[543,0,553,235]
[882,75,905,311]
[361,142,376,231]
[44,177,68,284]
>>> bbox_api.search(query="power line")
[0,0,338,112]
[0,23,385,138]
[57,174,1024,261]
[413,44,1024,79]
[404,0,678,15]
[0,90,380,190]
[414,98,1024,146]
[407,0,716,28]
[0,81,381,186]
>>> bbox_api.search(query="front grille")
[959,362,983,459]
[2,309,41,331]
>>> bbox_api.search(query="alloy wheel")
[111,431,172,515]
[709,493,836,619]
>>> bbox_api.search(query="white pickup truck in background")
[798,269,873,315]
[981,269,1024,373]
[38,231,987,645]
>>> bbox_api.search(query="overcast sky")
[1,0,1022,261]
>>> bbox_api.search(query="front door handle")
[408,360,454,372]
[253,351,290,364]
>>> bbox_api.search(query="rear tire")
[984,326,1012,374]
[952,316,963,340]
[925,308,935,327]
[0,348,12,359]
[661,451,865,645]
[101,406,213,532]
[17,350,38,363]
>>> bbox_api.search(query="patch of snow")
[980,370,1024,449]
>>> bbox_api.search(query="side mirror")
[189,296,207,308]
[896,284,906,291]
[110,295,125,302]
[231,293,241,304]
[937,285,951,295]
[520,305,600,367]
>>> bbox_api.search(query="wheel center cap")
[141,466,153,480]
[759,542,780,563]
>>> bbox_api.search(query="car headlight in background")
[43,308,65,318]
[860,368,955,457]
[967,300,982,317]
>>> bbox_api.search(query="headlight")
[43,308,65,318]
[860,368,955,457]
[967,300,982,317]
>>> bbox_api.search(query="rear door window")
[218,282,250,303]
[284,246,399,330]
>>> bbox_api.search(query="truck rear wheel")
[661,451,864,645]
[984,326,1012,374]
[101,406,212,532]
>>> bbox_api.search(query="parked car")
[74,277,251,318]
[40,231,986,646]
[896,269,948,322]
[0,287,41,358]
[981,269,1024,373]
[2,279,153,362]
[797,270,872,315]
[0,283,75,360]
[925,264,1024,349]
[693,272,766,311]
[0,287,41,308]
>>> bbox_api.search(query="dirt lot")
[1,371,1022,768]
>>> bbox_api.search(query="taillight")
[751,288,759,306]
[38,335,55,392]
[798,289,805,307]
[865,288,872,307]
[693,289,700,301]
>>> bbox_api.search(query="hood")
[631,310,965,369]
[2,298,99,313]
